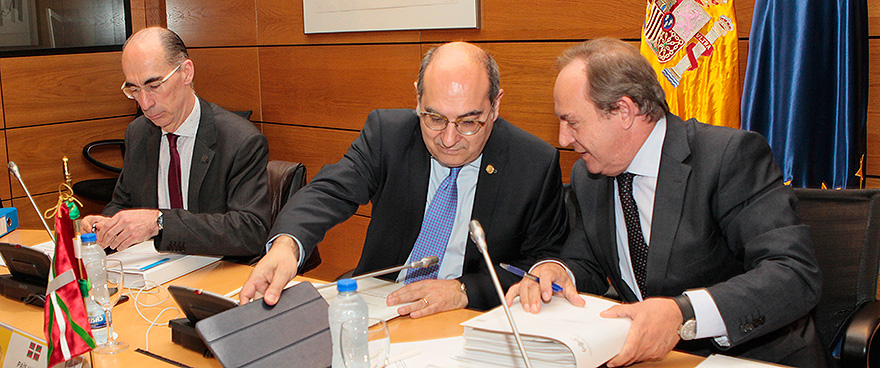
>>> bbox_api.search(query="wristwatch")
[156,212,164,232]
[673,294,697,340]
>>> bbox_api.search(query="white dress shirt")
[157,92,200,210]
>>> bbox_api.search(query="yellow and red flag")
[641,0,740,129]
[44,201,94,367]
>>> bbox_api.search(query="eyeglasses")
[416,110,491,136]
[120,64,182,100]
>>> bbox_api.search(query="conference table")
[0,230,707,367]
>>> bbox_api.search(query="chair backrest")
[266,160,307,222]
[795,188,880,363]
[265,160,320,272]
[83,139,125,173]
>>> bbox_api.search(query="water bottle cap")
[337,278,357,292]
[80,233,97,243]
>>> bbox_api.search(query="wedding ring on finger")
[422,298,429,308]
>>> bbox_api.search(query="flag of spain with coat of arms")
[641,0,740,129]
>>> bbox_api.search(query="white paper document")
[457,295,631,368]
[316,277,404,322]
[696,354,785,367]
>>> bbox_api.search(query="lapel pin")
[486,164,496,174]
[201,155,209,163]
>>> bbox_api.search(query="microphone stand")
[7,162,55,243]
[469,219,532,368]
[315,256,440,290]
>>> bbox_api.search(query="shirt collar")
[430,154,483,171]
[624,116,667,179]
[164,92,200,138]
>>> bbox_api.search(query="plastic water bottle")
[328,279,368,368]
[80,233,108,345]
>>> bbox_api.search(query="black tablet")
[0,242,50,284]
[168,285,238,323]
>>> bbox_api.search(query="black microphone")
[469,219,533,368]
[315,256,439,290]
[8,162,55,242]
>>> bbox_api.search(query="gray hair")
[123,27,189,67]
[557,38,668,122]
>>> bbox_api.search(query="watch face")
[680,319,697,340]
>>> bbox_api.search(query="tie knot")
[616,172,635,191]
[448,166,462,179]
[167,133,179,148]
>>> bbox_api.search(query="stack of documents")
[107,241,220,289]
[456,295,631,368]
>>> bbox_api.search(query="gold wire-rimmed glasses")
[120,64,182,100]
[416,110,492,136]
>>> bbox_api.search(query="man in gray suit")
[241,42,568,317]
[506,38,824,366]
[81,27,271,257]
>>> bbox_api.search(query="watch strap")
[673,294,695,322]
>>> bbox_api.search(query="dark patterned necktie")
[616,172,648,299]
[404,166,461,283]
[167,134,183,209]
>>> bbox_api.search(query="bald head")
[416,42,500,107]
[123,27,189,68]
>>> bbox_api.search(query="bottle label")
[89,313,107,330]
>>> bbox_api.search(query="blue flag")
[741,0,868,189]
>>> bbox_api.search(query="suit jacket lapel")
[645,114,691,296]
[471,118,509,253]
[145,125,161,208]
[188,98,216,213]
[397,119,431,265]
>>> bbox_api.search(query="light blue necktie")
[404,166,461,283]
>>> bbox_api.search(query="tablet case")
[0,242,50,306]
[168,285,240,356]
[196,282,331,368]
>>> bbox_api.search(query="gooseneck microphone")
[8,162,55,242]
[315,256,440,290]
[469,219,532,368]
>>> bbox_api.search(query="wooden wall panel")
[260,44,420,130]
[422,0,644,42]
[145,0,167,27]
[188,47,262,121]
[263,124,357,181]
[1,52,135,128]
[6,117,130,198]
[867,40,880,175]
[869,0,880,36]
[559,149,581,184]
[301,214,369,282]
[129,0,147,31]
[256,0,419,46]
[263,123,372,216]
[867,178,880,189]
[477,42,577,147]
[167,0,257,47]
[0,131,9,201]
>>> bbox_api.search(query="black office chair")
[264,160,321,273]
[72,139,125,204]
[795,188,880,368]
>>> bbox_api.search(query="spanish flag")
[641,0,740,129]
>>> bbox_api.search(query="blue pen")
[499,263,564,293]
[139,257,171,271]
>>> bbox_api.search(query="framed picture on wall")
[303,0,479,34]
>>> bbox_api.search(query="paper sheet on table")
[388,336,466,368]
[283,277,405,322]
[696,354,785,367]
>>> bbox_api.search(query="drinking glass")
[92,259,129,354]
[342,318,390,368]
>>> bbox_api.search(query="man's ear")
[616,96,637,130]
[182,59,195,86]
